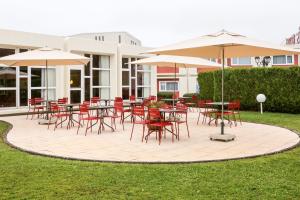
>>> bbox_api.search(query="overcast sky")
[0,0,299,47]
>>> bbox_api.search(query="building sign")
[286,27,300,45]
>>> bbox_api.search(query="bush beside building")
[197,67,300,113]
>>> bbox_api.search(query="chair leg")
[142,124,145,142]
[197,111,201,125]
[130,123,135,141]
[186,121,190,138]
[77,119,81,134]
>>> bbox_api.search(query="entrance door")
[70,69,82,103]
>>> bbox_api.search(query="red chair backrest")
[228,102,236,110]
[172,93,177,99]
[50,103,60,112]
[142,98,150,107]
[58,98,67,104]
[179,98,185,104]
[176,103,188,111]
[79,104,89,115]
[132,106,145,117]
[129,95,136,101]
[233,100,240,110]
[148,108,162,120]
[28,98,35,105]
[149,95,156,101]
[34,98,44,104]
[91,97,100,104]
[197,100,206,108]
[114,101,124,112]
[115,97,123,102]
[83,101,90,106]
[192,95,197,101]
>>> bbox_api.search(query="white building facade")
[0,29,157,108]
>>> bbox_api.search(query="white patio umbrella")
[0,47,90,122]
[147,30,300,141]
[130,55,222,106]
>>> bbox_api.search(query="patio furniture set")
[26,95,242,145]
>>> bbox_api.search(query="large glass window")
[159,81,178,92]
[232,57,251,65]
[122,57,151,99]
[91,55,111,98]
[273,55,293,65]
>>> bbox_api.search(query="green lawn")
[0,112,299,199]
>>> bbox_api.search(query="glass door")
[70,69,82,103]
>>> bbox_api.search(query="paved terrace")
[2,112,299,163]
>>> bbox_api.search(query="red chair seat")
[150,121,173,127]
[54,113,71,118]
[80,116,99,121]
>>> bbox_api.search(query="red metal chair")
[215,102,237,127]
[130,106,149,142]
[185,95,197,112]
[197,99,215,125]
[174,103,190,140]
[233,100,242,125]
[27,98,45,120]
[47,103,71,130]
[90,96,100,106]
[149,95,156,101]
[58,98,68,105]
[76,104,100,135]
[146,108,174,145]
[114,97,123,102]
[110,101,127,130]
[129,95,136,101]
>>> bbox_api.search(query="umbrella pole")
[221,47,225,135]
[46,60,49,119]
[173,63,177,107]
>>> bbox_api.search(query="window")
[232,57,251,65]
[159,81,178,92]
[91,55,111,98]
[118,35,121,44]
[273,55,293,65]
[95,36,97,40]
[122,57,151,99]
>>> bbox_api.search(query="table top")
[161,98,179,101]
[205,102,229,106]
[179,96,192,99]
[159,108,184,113]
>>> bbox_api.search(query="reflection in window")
[84,54,90,76]
[137,87,150,98]
[122,87,129,99]
[20,78,28,106]
[0,90,16,107]
[122,71,129,86]
[122,58,129,68]
[70,70,81,88]
[160,81,178,91]
[70,90,81,103]
[93,70,110,86]
[0,67,16,87]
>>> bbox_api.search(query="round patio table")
[205,102,229,126]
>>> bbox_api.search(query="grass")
[0,112,299,199]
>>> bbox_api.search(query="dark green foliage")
[157,92,173,99]
[198,67,300,113]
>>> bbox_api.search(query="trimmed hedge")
[197,67,300,113]
[157,92,173,99]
